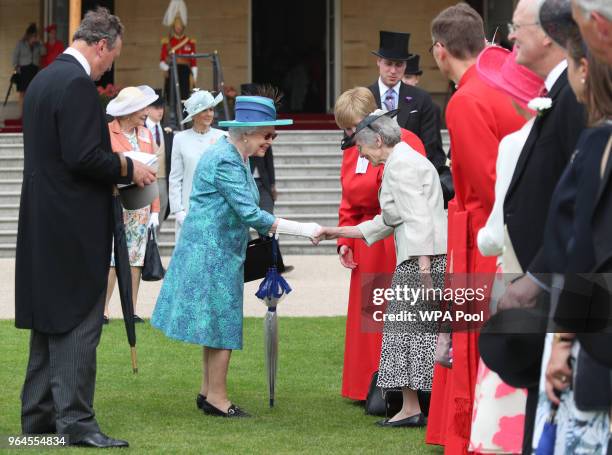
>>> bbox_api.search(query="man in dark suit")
[146,89,174,225]
[496,0,586,452]
[15,8,155,448]
[250,148,276,213]
[368,31,453,202]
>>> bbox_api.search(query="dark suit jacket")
[504,70,586,272]
[369,81,447,171]
[15,53,133,334]
[161,126,174,180]
[249,146,275,193]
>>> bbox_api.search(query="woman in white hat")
[104,85,160,323]
[169,89,226,241]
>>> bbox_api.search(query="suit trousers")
[255,179,274,214]
[21,291,105,436]
[157,177,169,233]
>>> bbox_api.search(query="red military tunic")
[338,128,426,400]
[41,40,64,68]
[425,65,524,454]
[160,34,196,69]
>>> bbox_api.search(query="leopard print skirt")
[376,255,446,391]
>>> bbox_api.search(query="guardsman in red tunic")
[334,87,426,401]
[160,0,197,101]
[40,24,64,69]
[426,5,524,454]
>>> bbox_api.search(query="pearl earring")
[243,138,248,143]
[581,78,585,84]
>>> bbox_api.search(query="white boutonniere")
[527,97,553,116]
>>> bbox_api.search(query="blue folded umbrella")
[535,405,558,455]
[255,237,292,307]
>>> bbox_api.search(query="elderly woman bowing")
[320,111,447,427]
[152,96,321,418]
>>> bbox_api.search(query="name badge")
[355,156,369,174]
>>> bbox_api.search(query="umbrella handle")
[131,346,138,374]
[272,236,278,266]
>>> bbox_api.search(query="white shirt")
[168,127,227,214]
[544,60,568,93]
[145,118,164,148]
[477,118,535,260]
[377,78,401,110]
[63,47,91,76]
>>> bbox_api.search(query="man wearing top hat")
[146,89,174,225]
[368,31,451,201]
[402,54,423,87]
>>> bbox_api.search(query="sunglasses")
[262,132,278,141]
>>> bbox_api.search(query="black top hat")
[150,89,165,107]
[539,0,578,48]
[404,54,423,76]
[372,31,413,61]
[478,308,547,388]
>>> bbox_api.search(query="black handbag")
[141,228,165,281]
[244,236,285,283]
[365,371,431,417]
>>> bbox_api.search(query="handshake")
[274,219,341,245]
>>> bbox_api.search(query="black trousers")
[20,292,105,436]
[255,179,274,214]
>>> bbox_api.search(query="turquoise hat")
[218,96,293,127]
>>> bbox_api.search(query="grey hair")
[354,115,401,148]
[73,7,124,49]
[227,126,261,141]
[576,0,612,20]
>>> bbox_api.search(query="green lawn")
[0,318,441,454]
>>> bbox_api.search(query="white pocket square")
[409,110,418,114]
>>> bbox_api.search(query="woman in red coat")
[426,6,525,452]
[334,87,426,400]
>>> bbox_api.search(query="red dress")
[339,128,426,400]
[425,66,524,453]
[41,40,64,68]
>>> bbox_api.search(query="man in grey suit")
[15,8,155,448]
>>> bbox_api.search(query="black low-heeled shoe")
[201,400,250,418]
[376,413,427,427]
[196,394,206,409]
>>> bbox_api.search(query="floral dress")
[110,131,150,267]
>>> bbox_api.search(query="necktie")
[155,124,161,146]
[383,88,396,111]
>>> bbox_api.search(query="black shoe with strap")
[201,400,250,418]
[376,413,427,427]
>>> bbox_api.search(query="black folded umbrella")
[112,186,138,373]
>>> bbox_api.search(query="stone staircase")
[0,130,449,257]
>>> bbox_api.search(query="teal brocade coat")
[151,137,275,349]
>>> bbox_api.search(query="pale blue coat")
[152,137,275,349]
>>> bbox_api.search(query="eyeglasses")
[428,41,444,55]
[260,132,278,141]
[507,22,540,34]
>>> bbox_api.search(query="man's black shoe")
[70,432,129,448]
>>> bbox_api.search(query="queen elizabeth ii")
[152,96,320,418]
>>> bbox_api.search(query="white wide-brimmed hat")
[106,85,159,117]
[181,89,223,124]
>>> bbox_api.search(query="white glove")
[148,212,159,229]
[174,210,186,225]
[191,67,198,82]
[159,61,169,72]
[275,218,321,239]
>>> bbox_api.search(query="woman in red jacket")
[334,87,426,400]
